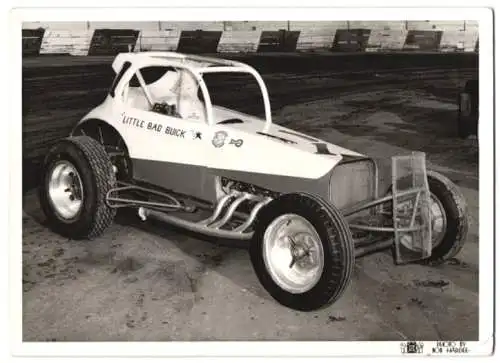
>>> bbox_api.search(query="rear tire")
[39,136,117,240]
[250,192,354,311]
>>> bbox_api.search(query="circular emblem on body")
[212,131,228,148]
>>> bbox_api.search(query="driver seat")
[176,70,207,123]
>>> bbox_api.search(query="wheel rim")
[399,192,447,251]
[262,214,324,294]
[47,161,84,220]
[429,193,447,247]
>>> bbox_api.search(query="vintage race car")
[39,52,469,311]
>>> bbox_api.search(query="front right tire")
[422,171,469,264]
[390,171,469,265]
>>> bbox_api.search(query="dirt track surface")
[22,57,479,341]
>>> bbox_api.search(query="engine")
[220,177,279,199]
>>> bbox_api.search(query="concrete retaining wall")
[296,28,337,50]
[23,21,480,56]
[134,30,181,52]
[39,30,93,56]
[217,31,261,53]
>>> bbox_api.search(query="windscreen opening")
[199,73,266,119]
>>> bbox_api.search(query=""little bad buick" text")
[122,115,185,138]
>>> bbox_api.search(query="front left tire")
[250,192,354,311]
[39,136,116,240]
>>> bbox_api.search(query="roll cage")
[109,52,273,132]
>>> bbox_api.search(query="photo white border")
[8,4,495,359]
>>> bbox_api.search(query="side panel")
[131,159,217,203]
[116,107,210,200]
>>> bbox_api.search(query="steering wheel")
[151,102,181,117]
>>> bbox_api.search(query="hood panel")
[213,106,365,158]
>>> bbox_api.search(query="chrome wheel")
[399,192,447,251]
[429,193,447,247]
[47,161,84,220]
[262,214,324,294]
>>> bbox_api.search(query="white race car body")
[75,52,374,210]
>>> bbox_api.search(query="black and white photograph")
[9,3,495,359]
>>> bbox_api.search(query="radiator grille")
[329,160,375,210]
